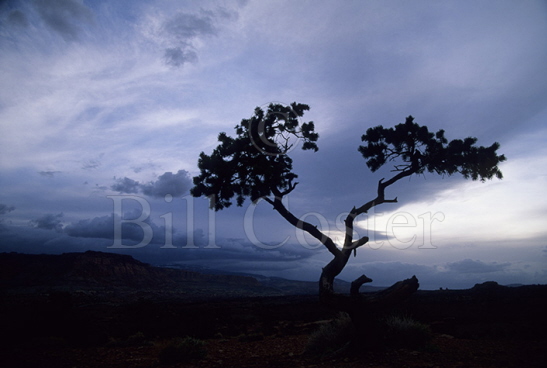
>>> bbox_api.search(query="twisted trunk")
[318,175,410,300]
[267,173,419,346]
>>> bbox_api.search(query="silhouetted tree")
[191,103,506,343]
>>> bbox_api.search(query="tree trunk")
[319,253,352,299]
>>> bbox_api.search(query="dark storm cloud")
[63,211,161,242]
[0,204,15,215]
[60,208,198,249]
[30,212,63,232]
[0,223,115,255]
[63,214,115,239]
[33,0,94,41]
[134,237,319,272]
[111,177,140,194]
[446,259,511,274]
[112,170,192,198]
[141,170,192,198]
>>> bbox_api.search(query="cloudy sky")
[1,0,546,290]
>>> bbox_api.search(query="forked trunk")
[319,252,352,300]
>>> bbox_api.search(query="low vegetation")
[157,336,207,365]
[382,314,432,348]
[306,312,432,356]
[305,312,354,356]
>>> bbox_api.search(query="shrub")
[382,314,432,349]
[157,336,207,365]
[305,312,354,356]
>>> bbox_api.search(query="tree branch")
[349,236,370,250]
[350,274,373,296]
[337,169,413,260]
[280,180,298,196]
[352,169,414,217]
[342,207,357,250]
[265,192,341,258]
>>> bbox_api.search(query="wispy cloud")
[38,171,62,178]
[81,156,103,170]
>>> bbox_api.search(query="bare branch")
[280,181,298,196]
[350,274,373,296]
[266,193,341,258]
[349,236,370,250]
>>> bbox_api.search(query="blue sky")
[1,0,546,289]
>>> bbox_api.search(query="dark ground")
[1,284,546,368]
[1,253,546,367]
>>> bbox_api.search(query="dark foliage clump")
[359,115,505,181]
[191,102,318,210]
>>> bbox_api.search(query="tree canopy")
[191,103,319,210]
[359,115,506,181]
